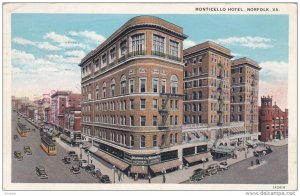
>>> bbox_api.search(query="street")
[11,110,99,183]
[182,145,288,184]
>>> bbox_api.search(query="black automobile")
[92,169,102,179]
[70,165,80,174]
[68,151,76,157]
[72,154,79,161]
[24,146,32,155]
[190,168,205,182]
[36,165,48,179]
[79,159,88,168]
[85,164,95,173]
[14,151,23,161]
[100,175,111,183]
[14,135,20,142]
[62,156,71,164]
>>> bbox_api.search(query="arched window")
[130,135,134,147]
[95,84,99,100]
[102,82,106,98]
[140,135,146,147]
[110,79,115,97]
[171,75,178,94]
[120,75,126,95]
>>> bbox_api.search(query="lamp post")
[79,143,83,159]
[112,165,116,183]
[202,157,206,169]
[87,151,90,164]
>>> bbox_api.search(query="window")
[153,135,157,147]
[102,82,106,98]
[129,79,134,94]
[170,116,174,125]
[198,103,202,111]
[175,133,178,143]
[239,87,243,92]
[238,105,242,112]
[140,99,146,110]
[170,134,174,144]
[102,53,107,65]
[120,40,127,56]
[152,116,158,126]
[152,78,158,93]
[175,116,178,125]
[231,106,234,112]
[95,85,99,100]
[171,75,178,94]
[140,116,146,126]
[175,100,178,110]
[153,34,165,53]
[95,59,99,70]
[169,40,179,57]
[120,75,126,95]
[131,34,145,54]
[130,116,134,126]
[130,135,134,147]
[239,96,243,102]
[161,79,166,94]
[198,91,202,99]
[152,99,158,109]
[140,135,146,148]
[110,79,115,97]
[239,67,243,73]
[110,47,116,62]
[139,78,146,93]
[239,77,243,83]
[130,99,134,110]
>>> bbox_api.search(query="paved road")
[11,110,99,183]
[183,145,288,184]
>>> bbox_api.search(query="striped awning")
[183,152,212,164]
[150,159,182,173]
[93,150,129,171]
[130,165,148,174]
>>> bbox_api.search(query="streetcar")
[16,122,29,137]
[40,136,56,156]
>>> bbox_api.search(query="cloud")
[214,36,274,49]
[44,32,75,43]
[64,50,86,59]
[69,30,106,43]
[13,37,61,51]
[58,42,91,50]
[183,40,197,49]
[47,54,82,64]
[259,61,288,81]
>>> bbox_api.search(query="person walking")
[148,175,151,183]
[162,174,166,183]
[118,170,122,182]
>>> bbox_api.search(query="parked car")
[72,154,79,161]
[190,168,205,182]
[254,145,272,157]
[85,164,95,173]
[24,146,32,155]
[218,161,229,171]
[205,163,219,176]
[14,151,23,161]
[14,135,20,142]
[68,151,76,157]
[100,175,111,183]
[70,165,80,174]
[79,159,88,168]
[62,156,71,164]
[36,165,48,179]
[92,169,102,179]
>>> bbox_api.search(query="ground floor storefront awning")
[60,134,72,143]
[130,165,148,174]
[183,152,212,164]
[93,150,129,171]
[211,146,235,154]
[150,159,182,173]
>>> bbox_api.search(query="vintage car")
[218,161,229,171]
[79,159,88,168]
[24,146,32,155]
[254,145,272,157]
[100,175,111,183]
[72,154,79,161]
[205,163,219,176]
[190,168,205,182]
[92,169,103,179]
[70,165,80,174]
[62,156,71,164]
[85,164,96,173]
[14,151,23,161]
[36,165,48,179]
[68,151,77,157]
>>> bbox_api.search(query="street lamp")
[87,151,90,164]
[112,165,116,183]
[201,157,206,169]
[79,143,83,159]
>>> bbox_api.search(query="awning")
[93,150,129,171]
[150,159,182,173]
[211,146,234,154]
[130,165,148,174]
[60,134,72,143]
[183,153,212,164]
[88,146,98,153]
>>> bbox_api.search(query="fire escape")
[217,63,225,127]
[159,92,182,148]
[250,74,256,134]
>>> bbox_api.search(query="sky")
[11,14,289,109]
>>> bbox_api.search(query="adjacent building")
[259,96,288,142]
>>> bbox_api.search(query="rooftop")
[184,41,232,57]
[232,57,261,69]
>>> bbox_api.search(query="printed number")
[273,185,285,189]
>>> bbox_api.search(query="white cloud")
[58,42,91,50]
[47,54,81,64]
[183,40,197,49]
[215,36,274,49]
[259,61,288,81]
[70,30,106,43]
[64,50,86,59]
[13,37,61,51]
[44,32,75,43]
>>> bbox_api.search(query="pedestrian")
[118,171,122,182]
[162,174,166,183]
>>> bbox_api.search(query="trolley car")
[16,122,29,137]
[40,136,56,156]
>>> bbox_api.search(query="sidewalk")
[55,138,257,184]
[265,138,288,146]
